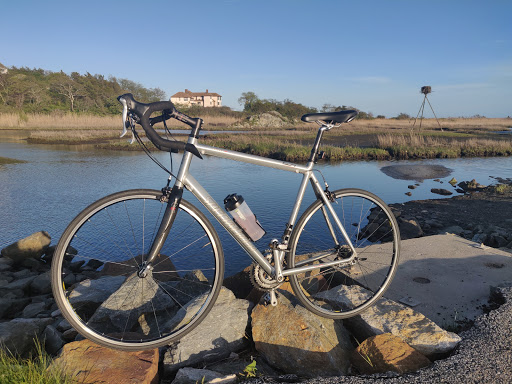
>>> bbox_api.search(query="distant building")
[170,89,222,107]
[0,62,8,74]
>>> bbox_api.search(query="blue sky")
[1,0,511,117]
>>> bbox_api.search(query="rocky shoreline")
[1,181,511,383]
[390,179,512,250]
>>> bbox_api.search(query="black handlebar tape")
[117,93,202,158]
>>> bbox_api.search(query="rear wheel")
[288,189,400,319]
[51,189,224,350]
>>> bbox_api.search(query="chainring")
[250,263,281,291]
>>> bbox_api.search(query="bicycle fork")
[137,185,183,277]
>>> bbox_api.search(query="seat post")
[309,125,329,163]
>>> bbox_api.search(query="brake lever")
[119,96,135,144]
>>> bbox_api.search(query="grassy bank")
[0,156,27,164]
[26,129,121,144]
[200,134,391,161]
[0,343,72,383]
[377,134,512,159]
[2,112,511,162]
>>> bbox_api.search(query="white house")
[170,89,222,107]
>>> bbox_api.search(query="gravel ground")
[247,286,512,384]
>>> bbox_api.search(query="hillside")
[0,65,165,115]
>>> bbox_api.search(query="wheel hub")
[137,262,153,278]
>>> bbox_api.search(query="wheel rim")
[52,192,222,348]
[289,190,399,318]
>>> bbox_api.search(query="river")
[1,141,511,275]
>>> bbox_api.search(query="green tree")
[0,66,166,114]
[117,79,166,102]
[238,91,259,112]
[51,72,85,112]
[394,112,411,120]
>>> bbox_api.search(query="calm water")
[1,141,511,275]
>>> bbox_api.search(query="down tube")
[183,173,273,275]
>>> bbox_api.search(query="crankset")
[250,263,282,292]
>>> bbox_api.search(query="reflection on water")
[1,141,511,275]
[380,164,452,181]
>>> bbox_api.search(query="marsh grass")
[0,112,119,130]
[377,133,512,159]
[201,134,390,161]
[349,117,512,131]
[0,340,73,384]
[0,156,27,164]
[0,112,241,130]
[27,129,121,144]
[2,111,510,161]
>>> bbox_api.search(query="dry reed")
[377,133,512,149]
[0,113,119,129]
[2,112,509,132]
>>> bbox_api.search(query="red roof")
[171,89,221,98]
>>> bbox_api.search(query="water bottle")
[224,194,266,241]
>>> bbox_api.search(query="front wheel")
[288,189,400,319]
[51,189,224,350]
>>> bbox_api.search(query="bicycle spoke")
[289,190,399,319]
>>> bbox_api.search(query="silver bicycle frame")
[174,134,358,277]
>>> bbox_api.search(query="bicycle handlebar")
[117,93,202,158]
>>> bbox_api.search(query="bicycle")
[51,93,400,351]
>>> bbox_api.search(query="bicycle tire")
[51,189,224,350]
[288,188,400,319]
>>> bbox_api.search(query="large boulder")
[163,287,252,374]
[68,275,126,314]
[1,231,51,263]
[85,271,177,335]
[1,275,37,296]
[317,285,461,357]
[42,324,65,355]
[51,339,159,384]
[222,265,254,300]
[398,217,424,239]
[0,297,30,319]
[238,111,290,128]
[0,318,53,356]
[458,179,486,192]
[30,271,52,294]
[251,290,353,377]
[21,301,47,318]
[351,333,431,374]
[0,257,13,272]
